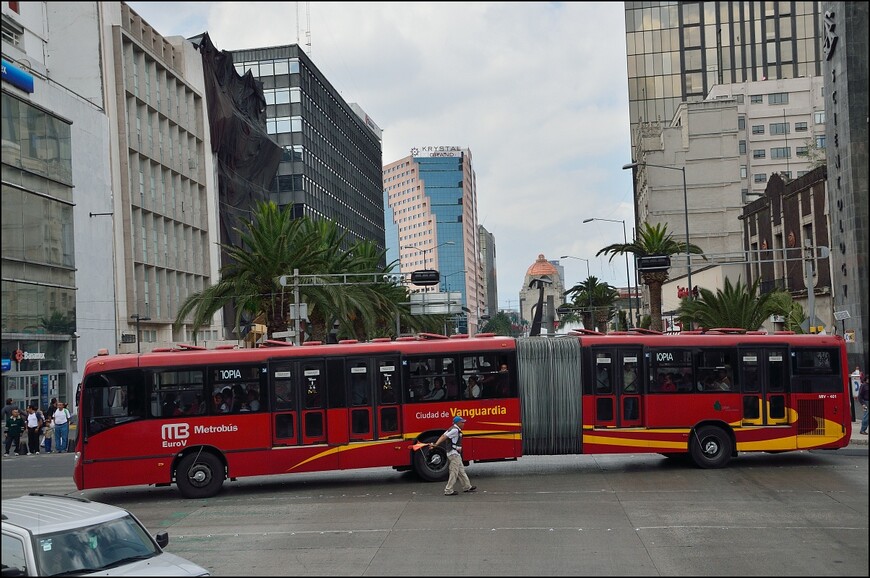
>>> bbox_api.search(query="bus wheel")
[176,452,224,498]
[413,440,449,482]
[689,426,732,469]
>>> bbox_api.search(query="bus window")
[209,365,263,414]
[378,361,398,404]
[695,349,737,392]
[82,370,147,437]
[649,349,692,393]
[594,353,612,394]
[302,364,324,408]
[154,369,205,417]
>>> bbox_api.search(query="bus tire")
[689,426,732,469]
[176,451,224,499]
[413,439,449,482]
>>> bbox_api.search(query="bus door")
[740,347,789,427]
[618,349,643,427]
[347,357,374,441]
[592,349,616,427]
[374,356,401,438]
[300,359,327,444]
[270,362,299,447]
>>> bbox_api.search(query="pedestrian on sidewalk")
[858,375,869,435]
[25,405,43,455]
[851,366,863,422]
[4,407,25,456]
[53,402,71,453]
[429,415,477,496]
[42,417,54,453]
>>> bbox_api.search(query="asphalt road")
[2,447,867,576]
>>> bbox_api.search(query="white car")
[1,493,209,576]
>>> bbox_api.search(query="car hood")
[80,552,209,576]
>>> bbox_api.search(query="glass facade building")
[625,1,823,152]
[230,45,386,256]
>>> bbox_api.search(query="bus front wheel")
[689,426,732,469]
[413,439,449,482]
[176,452,224,498]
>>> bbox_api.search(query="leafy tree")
[481,310,517,336]
[596,222,705,332]
[766,290,806,333]
[39,310,76,335]
[676,277,775,330]
[564,276,619,332]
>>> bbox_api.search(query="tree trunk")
[642,271,669,332]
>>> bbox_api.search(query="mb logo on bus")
[162,423,190,445]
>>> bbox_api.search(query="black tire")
[413,440,449,482]
[689,426,732,469]
[176,451,224,498]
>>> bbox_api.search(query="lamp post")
[623,161,692,329]
[130,313,150,353]
[559,255,593,323]
[582,218,633,329]
[402,240,455,270]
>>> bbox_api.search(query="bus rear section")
[515,333,851,468]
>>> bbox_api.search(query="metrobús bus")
[72,329,852,499]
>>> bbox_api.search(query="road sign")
[637,255,671,271]
[410,269,440,285]
[833,310,851,321]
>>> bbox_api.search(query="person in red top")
[659,373,676,392]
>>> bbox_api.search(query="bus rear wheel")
[413,439,449,482]
[689,426,732,469]
[176,452,224,498]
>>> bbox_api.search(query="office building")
[821,1,868,369]
[384,147,484,334]
[229,44,386,256]
[478,225,498,322]
[624,1,823,155]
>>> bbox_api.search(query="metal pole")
[682,167,692,305]
[621,220,632,329]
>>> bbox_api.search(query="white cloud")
[128,1,637,308]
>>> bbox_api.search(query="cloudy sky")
[128,1,636,310]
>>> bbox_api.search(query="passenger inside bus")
[623,363,638,393]
[596,366,611,393]
[463,375,481,399]
[422,377,446,401]
[656,372,676,392]
[212,392,229,413]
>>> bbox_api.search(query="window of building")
[735,94,744,104]
[754,173,767,183]
[771,147,790,159]
[795,121,808,132]
[769,122,789,135]
[814,111,825,124]
[816,136,826,148]
[750,95,763,104]
[740,165,747,178]
[738,117,746,130]
[796,146,809,157]
[768,92,789,104]
[739,140,747,154]
[752,125,765,135]
[753,149,766,159]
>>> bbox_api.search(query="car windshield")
[35,514,159,576]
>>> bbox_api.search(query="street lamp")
[623,161,692,328]
[559,255,593,322]
[582,218,633,329]
[402,240,455,270]
[130,313,151,353]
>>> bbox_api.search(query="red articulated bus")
[73,329,851,498]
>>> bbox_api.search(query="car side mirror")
[155,531,169,549]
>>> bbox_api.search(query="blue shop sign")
[1,359,10,372]
[2,58,35,93]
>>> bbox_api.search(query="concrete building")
[706,76,826,199]
[229,44,386,257]
[478,225,498,323]
[624,1,823,156]
[383,147,484,334]
[820,1,868,370]
[740,167,833,332]
[2,2,221,410]
[519,254,565,335]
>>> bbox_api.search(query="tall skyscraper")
[624,1,823,154]
[229,44,386,257]
[384,147,484,334]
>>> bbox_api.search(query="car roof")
[1,493,128,535]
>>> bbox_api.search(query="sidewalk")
[849,421,868,446]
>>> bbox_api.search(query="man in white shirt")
[430,416,476,496]
[53,402,71,453]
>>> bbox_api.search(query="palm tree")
[174,200,415,342]
[596,222,705,332]
[676,277,775,330]
[765,290,806,333]
[564,276,619,332]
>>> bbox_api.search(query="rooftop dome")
[526,254,558,277]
